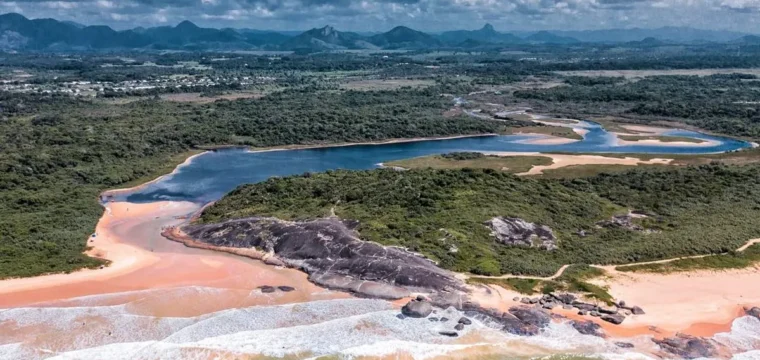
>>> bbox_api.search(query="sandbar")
[485,152,672,175]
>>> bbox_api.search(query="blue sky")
[2,0,759,32]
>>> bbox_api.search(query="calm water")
[124,122,751,203]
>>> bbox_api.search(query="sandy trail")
[465,265,570,281]
[486,152,672,175]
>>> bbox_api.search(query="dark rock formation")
[653,334,718,359]
[485,217,557,250]
[570,320,605,337]
[401,298,433,318]
[631,306,645,315]
[458,317,472,325]
[278,286,295,292]
[746,306,760,319]
[508,306,552,328]
[615,342,635,349]
[601,314,625,325]
[428,317,439,322]
[180,217,465,299]
[454,323,465,331]
[440,317,449,322]
[439,331,458,337]
[259,285,276,293]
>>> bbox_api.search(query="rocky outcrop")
[173,217,466,300]
[601,314,625,325]
[653,334,718,359]
[745,306,760,319]
[401,298,433,318]
[570,320,605,337]
[485,217,557,250]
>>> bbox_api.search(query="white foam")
[335,340,484,360]
[714,316,760,353]
[732,350,760,360]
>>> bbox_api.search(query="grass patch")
[505,125,583,140]
[616,244,760,273]
[386,153,553,173]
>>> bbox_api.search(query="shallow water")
[122,122,750,203]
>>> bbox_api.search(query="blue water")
[123,122,750,204]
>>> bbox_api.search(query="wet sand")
[486,152,672,175]
[0,200,347,311]
[516,134,579,145]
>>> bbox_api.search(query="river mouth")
[1,125,758,360]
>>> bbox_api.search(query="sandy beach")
[485,152,672,175]
[0,199,346,311]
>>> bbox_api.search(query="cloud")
[2,0,759,32]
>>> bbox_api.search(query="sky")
[1,0,759,33]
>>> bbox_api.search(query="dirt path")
[466,238,760,282]
[466,265,570,281]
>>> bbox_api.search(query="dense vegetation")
[0,87,505,278]
[5,49,760,279]
[199,164,760,277]
[514,74,760,138]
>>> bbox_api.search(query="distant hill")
[524,31,580,44]
[551,26,748,43]
[369,26,441,49]
[438,24,523,45]
[0,12,758,51]
[281,26,375,50]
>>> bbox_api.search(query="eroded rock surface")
[485,217,557,250]
[570,320,606,337]
[402,298,433,318]
[180,217,466,299]
[653,334,718,359]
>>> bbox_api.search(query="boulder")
[746,306,760,319]
[508,306,551,328]
[485,217,557,250]
[590,311,600,317]
[601,314,625,325]
[499,313,541,336]
[570,320,606,337]
[401,299,433,318]
[578,310,587,316]
[439,331,458,337]
[277,286,295,292]
[542,303,557,310]
[458,317,472,325]
[512,297,520,302]
[520,297,531,304]
[631,306,645,315]
[551,292,577,304]
[653,334,717,359]
[259,285,276,293]
[618,300,626,307]
[615,342,635,349]
[440,317,449,322]
[454,323,465,331]
[598,305,618,315]
[572,301,596,311]
[428,317,439,322]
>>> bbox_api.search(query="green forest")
[0,87,506,278]
[199,164,760,276]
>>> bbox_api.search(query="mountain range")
[1,13,757,52]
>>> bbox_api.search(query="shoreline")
[246,133,499,154]
[101,150,209,198]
